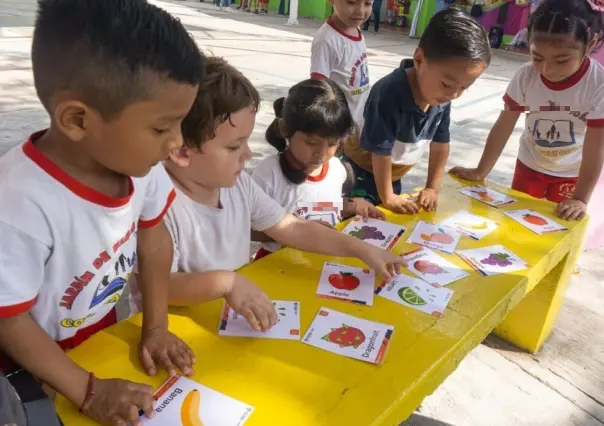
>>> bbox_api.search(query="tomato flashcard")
[407,221,462,254]
[141,375,253,426]
[458,185,517,208]
[504,209,567,235]
[316,262,375,306]
[457,245,530,277]
[402,247,470,286]
[302,308,394,365]
[218,301,301,340]
[439,210,500,240]
[376,274,454,318]
[341,217,406,251]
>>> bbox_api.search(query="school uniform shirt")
[252,154,347,253]
[344,59,451,181]
[311,18,371,130]
[0,131,175,351]
[504,57,604,178]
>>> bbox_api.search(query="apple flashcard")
[457,245,530,277]
[141,375,253,426]
[402,247,471,287]
[341,217,406,251]
[458,185,517,208]
[504,209,568,235]
[302,308,394,365]
[407,221,462,254]
[218,301,301,340]
[439,210,500,240]
[317,262,375,306]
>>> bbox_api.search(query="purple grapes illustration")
[480,252,513,267]
[349,226,386,241]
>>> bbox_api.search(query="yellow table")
[56,176,586,425]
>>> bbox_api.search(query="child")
[260,0,270,13]
[251,0,260,13]
[310,0,373,131]
[236,0,249,10]
[252,78,385,259]
[451,0,604,221]
[342,8,491,213]
[0,1,203,425]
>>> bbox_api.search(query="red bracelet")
[79,372,96,413]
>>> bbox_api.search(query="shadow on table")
[400,413,455,426]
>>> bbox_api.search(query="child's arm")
[251,230,274,242]
[372,154,419,213]
[419,142,450,211]
[341,197,385,220]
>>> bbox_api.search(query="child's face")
[288,130,341,172]
[529,33,591,82]
[330,0,373,28]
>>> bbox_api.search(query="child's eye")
[227,145,240,152]
[532,57,543,62]
[441,82,451,89]
[556,60,569,65]
[153,128,170,135]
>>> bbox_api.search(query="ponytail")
[265,98,287,153]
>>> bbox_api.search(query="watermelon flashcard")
[376,274,454,318]
[302,308,394,365]
[141,375,253,426]
[457,245,530,277]
[316,262,375,306]
[439,210,500,240]
[458,185,517,208]
[407,221,462,254]
[341,217,406,251]
[295,201,342,226]
[401,247,471,287]
[218,301,300,340]
[504,209,567,235]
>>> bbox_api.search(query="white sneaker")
[219,5,224,10]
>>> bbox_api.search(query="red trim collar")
[327,17,362,42]
[22,130,134,208]
[541,57,590,91]
[307,162,329,182]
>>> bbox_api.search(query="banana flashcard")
[439,210,500,240]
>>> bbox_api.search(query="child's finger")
[265,300,279,326]
[251,305,271,332]
[241,308,261,331]
[139,346,157,376]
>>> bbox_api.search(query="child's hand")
[357,244,404,283]
[383,195,420,214]
[449,166,487,181]
[225,275,278,332]
[353,198,386,220]
[556,199,587,220]
[139,329,195,377]
[418,188,439,211]
[314,220,335,229]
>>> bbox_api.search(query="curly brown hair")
[181,56,260,148]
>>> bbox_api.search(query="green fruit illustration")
[398,287,427,306]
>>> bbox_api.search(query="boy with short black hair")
[0,1,203,425]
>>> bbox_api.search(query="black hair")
[528,0,604,52]
[419,7,491,65]
[31,0,204,118]
[265,78,355,184]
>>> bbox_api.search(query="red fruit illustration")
[472,189,494,202]
[328,272,360,291]
[322,324,366,348]
[523,213,547,226]
[414,260,444,275]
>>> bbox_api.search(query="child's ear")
[587,35,598,54]
[277,118,286,137]
[169,146,191,168]
[413,48,425,69]
[53,100,95,142]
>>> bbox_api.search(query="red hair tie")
[587,0,604,12]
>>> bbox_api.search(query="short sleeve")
[310,40,336,79]
[432,103,451,143]
[138,165,176,229]
[163,210,180,273]
[360,90,400,155]
[587,86,604,128]
[251,160,276,198]
[243,174,285,232]
[503,65,529,112]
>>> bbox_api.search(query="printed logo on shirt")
[349,53,369,89]
[530,118,576,148]
[88,252,134,310]
[61,314,94,328]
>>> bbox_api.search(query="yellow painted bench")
[56,175,586,425]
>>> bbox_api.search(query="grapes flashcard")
[316,262,375,306]
[141,375,253,426]
[457,245,530,277]
[439,210,500,240]
[504,209,567,235]
[401,247,471,287]
[302,308,394,365]
[218,301,300,340]
[376,274,454,318]
[407,221,462,254]
[295,201,342,226]
[458,185,517,208]
[341,217,406,251]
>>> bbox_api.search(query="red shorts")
[511,160,577,203]
[253,247,272,261]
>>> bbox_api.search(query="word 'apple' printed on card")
[439,210,500,240]
[407,221,462,254]
[341,217,406,251]
[458,185,517,208]
[317,262,375,306]
[504,209,568,235]
[302,308,394,365]
[457,245,530,277]
[295,201,342,226]
[141,375,253,426]
[402,247,471,287]
[218,301,300,340]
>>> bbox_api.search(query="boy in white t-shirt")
[0,1,203,424]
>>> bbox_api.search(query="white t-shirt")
[252,155,347,252]
[0,131,175,349]
[504,58,604,177]
[311,18,371,130]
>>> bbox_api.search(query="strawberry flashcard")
[218,301,300,340]
[302,308,394,365]
[457,245,530,277]
[458,185,517,208]
[407,221,462,254]
[439,210,500,240]
[341,217,406,251]
[401,247,471,287]
[376,274,454,318]
[316,262,375,306]
[141,375,253,426]
[504,209,567,235]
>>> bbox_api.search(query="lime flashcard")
[407,221,462,254]
[218,301,301,340]
[439,210,500,240]
[457,245,530,277]
[458,185,517,208]
[316,262,375,306]
[341,217,406,251]
[504,209,568,235]
[402,247,471,287]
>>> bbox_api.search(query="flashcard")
[504,209,567,235]
[218,301,300,340]
[141,375,253,426]
[458,185,517,208]
[341,217,406,251]
[376,274,454,318]
[295,201,342,226]
[302,308,394,365]
[439,210,500,240]
[402,247,471,286]
[317,262,375,306]
[407,221,462,254]
[457,245,530,277]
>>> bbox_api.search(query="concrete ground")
[0,1,603,425]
